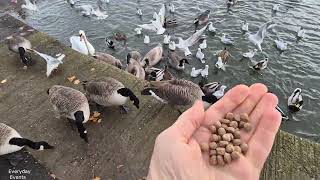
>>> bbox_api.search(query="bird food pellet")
[218,141,229,147]
[218,127,226,136]
[217,155,225,166]
[229,121,238,128]
[234,114,241,122]
[211,134,221,142]
[233,130,241,139]
[231,151,240,160]
[221,123,229,129]
[225,112,234,120]
[240,143,249,154]
[226,126,235,133]
[209,125,217,133]
[214,121,222,128]
[216,147,226,155]
[220,119,230,124]
[239,121,245,128]
[200,143,210,152]
[232,139,241,146]
[209,142,218,149]
[234,145,242,153]
[226,144,234,153]
[240,113,249,122]
[222,134,232,142]
[210,156,218,165]
[224,153,232,164]
[210,150,217,156]
[244,123,252,132]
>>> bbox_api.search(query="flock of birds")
[1,0,305,165]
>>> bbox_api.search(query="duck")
[164,18,178,28]
[128,51,142,61]
[288,88,303,112]
[113,32,128,42]
[252,57,268,71]
[248,21,276,52]
[169,41,176,51]
[47,85,90,143]
[242,49,258,59]
[144,35,150,44]
[297,26,305,39]
[207,22,217,33]
[272,4,280,11]
[136,8,143,16]
[105,37,115,49]
[275,38,288,51]
[168,50,189,70]
[241,20,249,32]
[83,78,139,114]
[201,65,209,78]
[163,35,171,45]
[168,3,175,13]
[93,52,123,69]
[28,49,64,77]
[194,10,210,29]
[220,33,234,45]
[141,44,163,67]
[126,53,145,80]
[21,0,37,11]
[6,35,32,69]
[0,123,53,165]
[199,39,207,49]
[191,67,202,78]
[70,30,95,56]
[134,27,142,35]
[198,80,221,94]
[196,48,205,63]
[215,47,230,71]
[146,65,174,81]
[141,79,219,109]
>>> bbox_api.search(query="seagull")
[138,5,166,34]
[297,26,305,39]
[272,4,280,11]
[169,41,176,51]
[221,33,234,45]
[242,49,258,59]
[213,85,227,99]
[144,35,150,44]
[21,0,38,11]
[207,22,217,33]
[199,39,207,49]
[134,28,142,35]
[136,8,143,16]
[168,3,175,13]
[67,0,75,6]
[252,57,268,71]
[105,38,115,49]
[190,67,202,78]
[78,5,94,17]
[91,0,108,19]
[248,21,276,52]
[275,38,288,51]
[163,35,171,45]
[176,23,209,56]
[29,49,64,77]
[201,65,209,78]
[196,48,205,63]
[242,20,249,32]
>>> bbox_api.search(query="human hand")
[147,83,281,180]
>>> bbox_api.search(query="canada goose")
[141,44,163,67]
[0,123,53,165]
[194,10,210,29]
[164,18,178,28]
[6,35,32,69]
[126,53,145,80]
[141,79,219,109]
[128,51,142,61]
[70,30,95,56]
[288,88,303,112]
[47,85,90,143]
[163,65,175,80]
[168,50,189,70]
[83,78,139,113]
[93,52,123,69]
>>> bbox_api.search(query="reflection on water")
[7,0,320,142]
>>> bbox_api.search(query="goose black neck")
[202,93,219,104]
[9,137,38,149]
[118,88,139,108]
[18,47,28,65]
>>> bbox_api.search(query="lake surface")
[3,0,320,142]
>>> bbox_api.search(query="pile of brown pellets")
[200,112,252,166]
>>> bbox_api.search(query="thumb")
[171,100,205,142]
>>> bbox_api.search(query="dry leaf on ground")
[91,68,95,71]
[93,176,101,180]
[73,79,81,85]
[1,79,7,84]
[67,75,76,82]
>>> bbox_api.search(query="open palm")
[147,84,281,180]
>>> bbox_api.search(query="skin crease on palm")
[147,83,282,180]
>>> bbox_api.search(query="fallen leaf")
[93,111,101,118]
[67,76,76,82]
[91,68,95,71]
[93,176,101,180]
[97,119,102,123]
[73,79,80,85]
[49,173,57,179]
[117,164,124,169]
[1,79,7,84]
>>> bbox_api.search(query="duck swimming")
[215,47,230,70]
[252,57,268,71]
[194,10,210,30]
[288,88,303,112]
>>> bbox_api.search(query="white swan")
[70,30,95,56]
[248,21,275,52]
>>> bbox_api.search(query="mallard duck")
[93,52,123,69]
[288,88,303,112]
[252,57,268,71]
[6,35,32,69]
[168,50,189,70]
[0,123,53,165]
[215,47,230,70]
[105,38,115,49]
[113,32,127,42]
[141,79,218,108]
[83,78,139,113]
[47,85,90,143]
[194,10,210,29]
[141,44,163,67]
[70,30,95,56]
[126,53,145,80]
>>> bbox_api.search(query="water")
[4,0,320,142]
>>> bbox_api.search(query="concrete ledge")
[0,15,319,180]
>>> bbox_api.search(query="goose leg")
[119,105,129,114]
